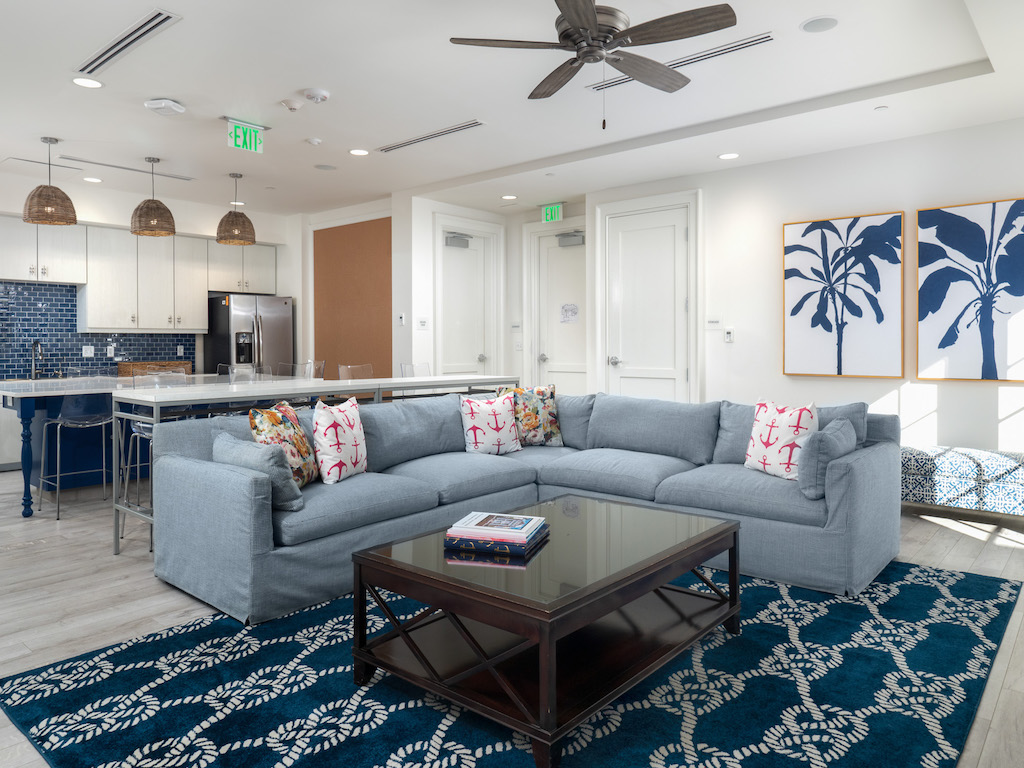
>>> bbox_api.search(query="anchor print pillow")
[459,394,522,455]
[312,398,367,484]
[744,400,818,480]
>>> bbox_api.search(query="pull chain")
[602,62,607,130]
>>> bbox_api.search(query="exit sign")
[543,203,563,223]
[228,124,263,154]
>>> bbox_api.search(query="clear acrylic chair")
[400,362,431,377]
[337,363,374,380]
[276,360,324,378]
[228,363,270,383]
[38,367,114,518]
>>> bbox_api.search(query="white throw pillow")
[744,400,818,480]
[313,398,368,484]
[459,394,522,455]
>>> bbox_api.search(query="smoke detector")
[144,98,185,116]
[303,88,330,104]
[280,98,303,112]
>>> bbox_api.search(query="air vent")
[77,9,181,76]
[590,33,773,91]
[377,120,484,153]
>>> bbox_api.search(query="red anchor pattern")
[744,400,818,480]
[312,397,368,484]
[460,395,521,455]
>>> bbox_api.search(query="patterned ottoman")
[901,445,1024,517]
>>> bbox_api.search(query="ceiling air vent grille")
[77,9,182,76]
[589,32,773,91]
[376,120,484,153]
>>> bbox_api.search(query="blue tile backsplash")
[0,281,196,378]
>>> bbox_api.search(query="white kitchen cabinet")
[77,227,138,331]
[207,241,276,294]
[173,236,208,331]
[137,236,175,330]
[0,215,86,284]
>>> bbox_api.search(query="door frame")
[591,189,700,401]
[433,213,505,376]
[522,215,587,384]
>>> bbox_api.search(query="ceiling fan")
[451,1,737,99]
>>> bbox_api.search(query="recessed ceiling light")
[718,152,740,160]
[83,177,103,183]
[349,149,369,156]
[314,164,337,171]
[73,77,103,88]
[501,195,518,200]
[800,16,838,33]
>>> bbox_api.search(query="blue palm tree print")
[785,214,902,375]
[918,199,1024,380]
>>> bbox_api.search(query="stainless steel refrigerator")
[205,295,293,373]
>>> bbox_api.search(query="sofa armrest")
[152,455,275,619]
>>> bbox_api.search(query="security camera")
[280,98,303,112]
[303,88,330,104]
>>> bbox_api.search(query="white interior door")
[536,233,587,393]
[438,235,491,375]
[605,206,689,400]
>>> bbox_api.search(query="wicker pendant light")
[23,137,77,226]
[131,157,176,236]
[216,173,255,245]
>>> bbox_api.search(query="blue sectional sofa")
[152,393,901,624]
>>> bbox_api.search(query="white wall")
[586,117,1024,450]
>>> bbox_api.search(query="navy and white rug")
[1,561,1018,768]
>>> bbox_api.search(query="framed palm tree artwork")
[783,211,904,377]
[918,197,1024,381]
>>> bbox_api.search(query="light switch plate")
[177,345,184,356]
[106,345,115,357]
[82,345,94,357]
[724,328,735,343]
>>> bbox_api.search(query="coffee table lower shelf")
[354,581,737,766]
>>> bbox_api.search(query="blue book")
[444,526,549,557]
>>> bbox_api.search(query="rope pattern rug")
[1,561,1018,768]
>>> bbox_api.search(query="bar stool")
[37,368,114,519]
[122,369,187,509]
[337,363,373,380]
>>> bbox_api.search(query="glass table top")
[362,495,733,608]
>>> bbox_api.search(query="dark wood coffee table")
[352,494,740,768]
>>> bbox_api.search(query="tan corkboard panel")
[118,361,193,377]
[314,217,393,380]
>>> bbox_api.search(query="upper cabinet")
[78,227,138,330]
[172,236,209,331]
[207,242,276,294]
[0,215,86,283]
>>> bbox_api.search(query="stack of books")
[444,511,549,567]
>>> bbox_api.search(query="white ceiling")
[1,0,1021,217]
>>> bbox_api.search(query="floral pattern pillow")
[499,385,563,447]
[249,401,318,487]
[312,398,367,484]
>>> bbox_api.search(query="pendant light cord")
[151,161,155,199]
[233,176,239,211]
[47,141,52,185]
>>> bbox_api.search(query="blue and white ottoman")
[901,445,1024,518]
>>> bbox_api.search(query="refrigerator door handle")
[255,314,263,368]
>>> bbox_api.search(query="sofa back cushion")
[555,393,595,449]
[360,393,465,472]
[586,393,720,465]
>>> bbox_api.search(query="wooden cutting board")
[117,361,193,377]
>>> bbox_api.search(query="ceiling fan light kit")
[216,173,256,246]
[451,1,736,99]
[131,157,176,237]
[23,137,77,226]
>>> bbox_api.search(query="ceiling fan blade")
[607,50,691,93]
[529,58,584,99]
[450,37,570,50]
[613,3,737,47]
[555,0,599,33]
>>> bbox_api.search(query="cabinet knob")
[131,313,136,324]
[237,280,242,289]
[28,264,35,276]
[244,280,249,289]
[168,315,173,325]
[176,316,182,325]
[40,265,48,277]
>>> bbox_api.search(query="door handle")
[477,353,487,363]
[608,355,622,367]
[537,353,549,363]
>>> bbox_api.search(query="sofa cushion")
[313,398,368,484]
[497,445,579,470]
[211,414,257,443]
[384,452,537,505]
[459,394,521,454]
[713,401,755,464]
[798,418,857,500]
[360,393,465,472]
[655,464,828,527]
[744,401,818,481]
[586,394,720,465]
[272,473,439,546]
[819,402,869,446]
[212,432,304,512]
[540,448,696,501]
[249,402,318,487]
[555,394,595,449]
[500,385,563,446]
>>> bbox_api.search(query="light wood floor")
[1,471,1022,767]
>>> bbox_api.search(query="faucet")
[31,340,42,380]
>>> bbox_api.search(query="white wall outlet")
[82,345,94,357]
[724,328,735,343]
[176,345,184,356]
[106,345,115,357]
